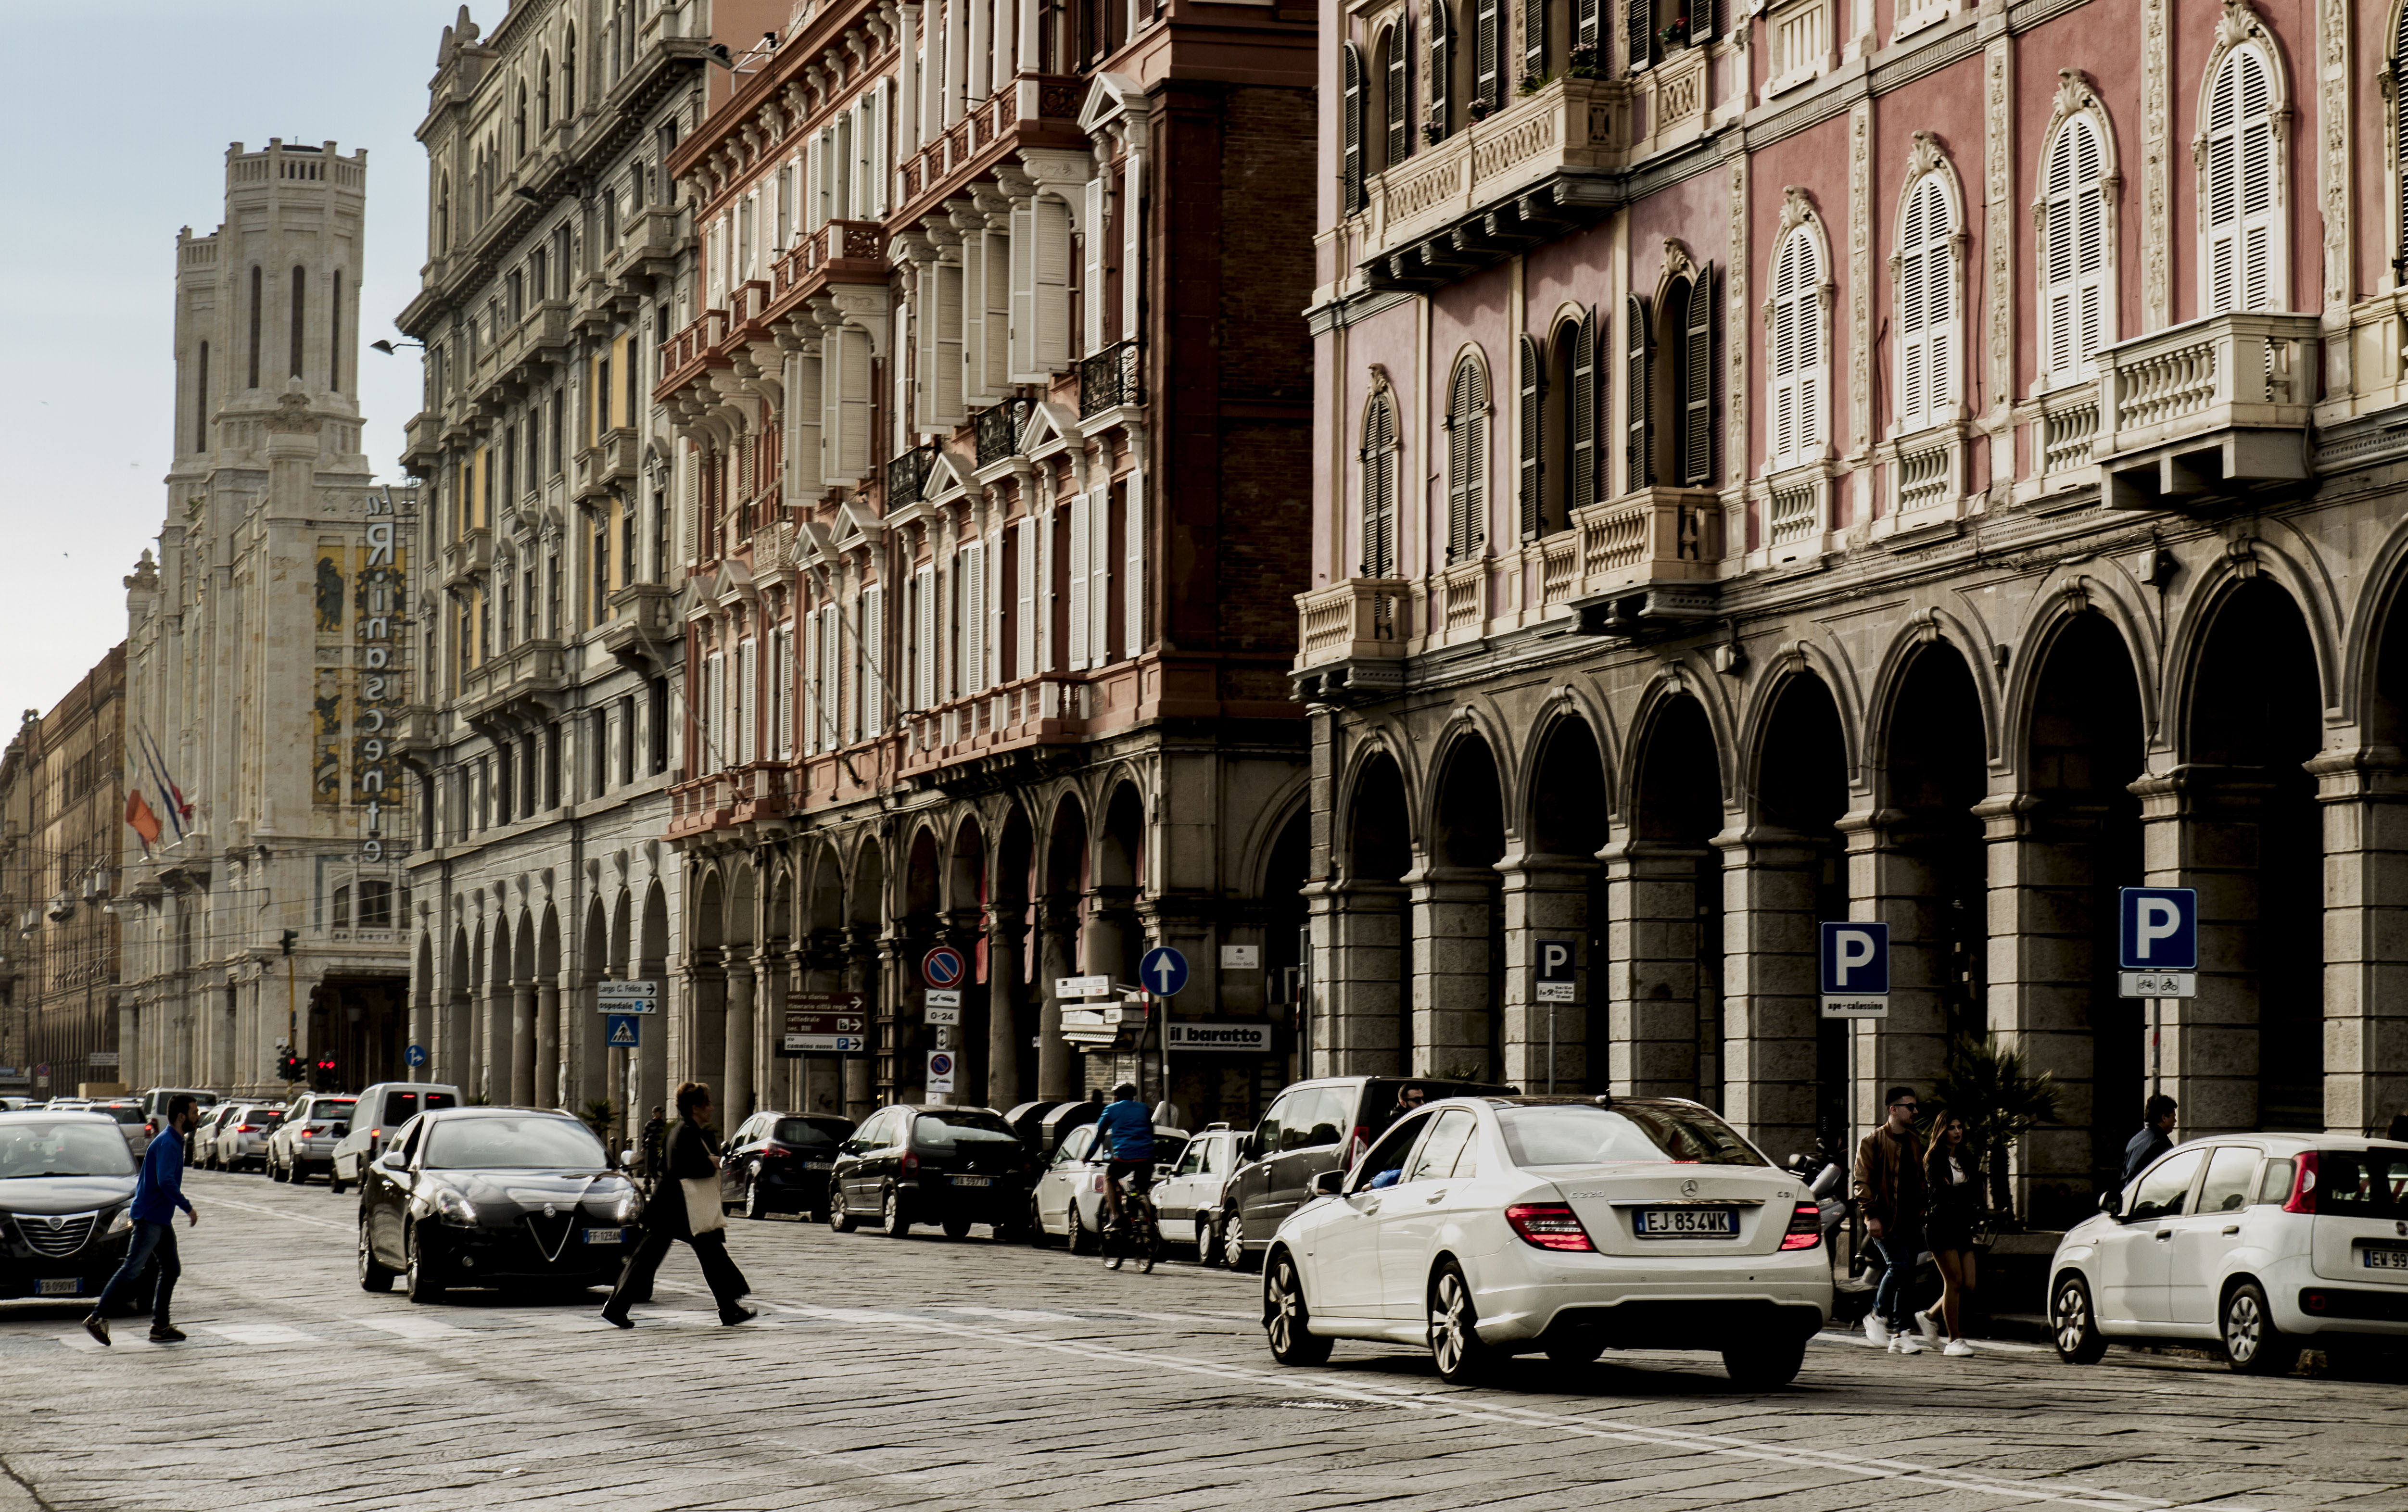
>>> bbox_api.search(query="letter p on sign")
[1818,922,1889,995]
[2118,887,2198,971]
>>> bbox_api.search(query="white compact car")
[1156,1124,1246,1264]
[1260,1095,1831,1386]
[267,1095,356,1184]
[1028,1122,1189,1252]
[2047,1135,2408,1373]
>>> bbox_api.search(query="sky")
[0,0,475,729]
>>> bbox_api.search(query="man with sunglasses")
[1852,1086,1928,1353]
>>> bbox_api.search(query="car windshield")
[2317,1149,2408,1217]
[772,1119,842,1147]
[421,1116,608,1170]
[913,1111,1021,1147]
[0,1121,139,1178]
[1496,1102,1767,1168]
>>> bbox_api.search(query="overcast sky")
[0,0,472,729]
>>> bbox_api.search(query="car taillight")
[1780,1201,1822,1250]
[2282,1150,2319,1215]
[761,1147,789,1159]
[901,1151,918,1173]
[1504,1203,1596,1252]
[236,1124,256,1134]
[1342,1124,1371,1169]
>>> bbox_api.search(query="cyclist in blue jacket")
[1091,1083,1154,1230]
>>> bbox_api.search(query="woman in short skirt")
[1917,1111,1981,1355]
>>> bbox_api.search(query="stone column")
[2313,751,2408,1135]
[684,954,727,1110]
[841,931,877,1119]
[2133,770,2262,1137]
[1407,864,1496,1080]
[1716,829,1823,1162]
[1036,898,1079,1100]
[482,970,511,1105]
[722,958,756,1121]
[510,978,538,1106]
[1305,879,1407,1078]
[1840,808,1949,1131]
[534,976,561,1108]
[1497,852,1594,1093]
[984,903,1027,1109]
[1604,837,1714,1098]
[756,947,790,1113]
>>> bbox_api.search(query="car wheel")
[329,1171,348,1197]
[1428,1261,1497,1385]
[881,1185,911,1238]
[2050,1273,2108,1365]
[405,1225,446,1304]
[269,1154,288,1184]
[1026,1195,1054,1248]
[1264,1251,1333,1366]
[1222,1212,1255,1273]
[1195,1210,1221,1268]
[943,1215,974,1240]
[744,1176,768,1221]
[358,1215,395,1293]
[1721,1336,1806,1389]
[2222,1281,2300,1376]
[1066,1203,1096,1256]
[827,1186,860,1233]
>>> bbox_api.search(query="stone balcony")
[1292,579,1410,702]
[442,526,492,592]
[458,638,570,722]
[1358,74,1623,292]
[893,74,1090,227]
[601,582,679,676]
[2095,311,2320,510]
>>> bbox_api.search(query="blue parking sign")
[2118,888,2197,971]
[1819,922,1889,995]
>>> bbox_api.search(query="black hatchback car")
[1223,1075,1514,1263]
[827,1104,1036,1239]
[719,1110,855,1221]
[355,1107,644,1303]
[0,1110,153,1313]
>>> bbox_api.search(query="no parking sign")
[926,1050,956,1095]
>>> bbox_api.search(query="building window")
[562,25,577,116]
[514,82,528,158]
[1428,0,1454,140]
[248,265,262,388]
[1377,22,1409,173]
[1444,352,1489,563]
[539,56,553,130]
[1766,221,1827,470]
[1471,0,1504,115]
[1543,305,1599,524]
[1624,293,1653,491]
[332,884,351,930]
[290,266,306,380]
[1669,271,1714,488]
[358,879,393,930]
[1767,0,1829,95]
[1359,391,1400,578]
[1516,333,1545,538]
[1342,43,1367,215]
[1893,168,1959,434]
[2039,111,2114,382]
[2199,39,2283,315]
[194,342,209,452]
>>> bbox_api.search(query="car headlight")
[607,1184,643,1224]
[430,1187,479,1226]
[106,1206,133,1237]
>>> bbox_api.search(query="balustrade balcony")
[1077,341,1142,419]
[1294,579,1410,670]
[2095,311,2319,509]
[895,74,1090,225]
[974,398,1035,466]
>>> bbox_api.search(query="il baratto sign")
[1165,1021,1271,1053]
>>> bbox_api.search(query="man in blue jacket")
[84,1094,202,1345]
[1092,1083,1155,1232]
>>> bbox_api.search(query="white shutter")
[962,234,989,406]
[786,349,824,495]
[859,584,886,734]
[1008,200,1038,378]
[705,653,724,770]
[736,640,756,765]
[914,262,939,430]
[982,229,1013,396]
[1066,493,1091,669]
[1091,485,1113,663]
[1037,506,1055,672]
[803,611,821,755]
[1768,229,1821,466]
[2203,48,2278,315]
[915,565,938,709]
[1082,174,1107,354]
[934,258,965,424]
[824,326,874,480]
[819,604,841,750]
[1896,176,1953,432]
[963,541,989,693]
[1033,198,1072,372]
[854,103,873,219]
[1014,516,1037,680]
[1122,472,1145,659]
[777,624,795,758]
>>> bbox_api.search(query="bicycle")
[1100,1173,1162,1273]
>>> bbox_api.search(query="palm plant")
[581,1097,617,1146]
[1928,1034,2061,1225]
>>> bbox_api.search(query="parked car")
[827,1104,1037,1239]
[86,1102,152,1160]
[192,1104,243,1170]
[1224,1076,1516,1266]
[1158,1123,1247,1265]
[1028,1121,1190,1254]
[137,1088,219,1147]
[206,1104,286,1173]
[1259,1095,1831,1386]
[0,1097,38,1112]
[356,1107,643,1303]
[719,1110,854,1220]
[2047,1134,2408,1374]
[266,1095,356,1184]
[0,1109,155,1314]
[330,1083,463,1192]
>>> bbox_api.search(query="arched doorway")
[1620,695,1724,1105]
[1525,716,1608,1093]
[1880,643,1990,1084]
[1424,733,1506,1082]
[1740,673,1849,1161]
[1333,749,1413,1077]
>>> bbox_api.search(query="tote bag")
[682,1175,727,1235]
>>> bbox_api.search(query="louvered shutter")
[1446,373,1470,561]
[1066,492,1091,668]
[1517,334,1544,539]
[1014,517,1037,680]
[914,262,941,429]
[1769,232,1822,465]
[2072,123,2107,369]
[705,653,724,769]
[787,348,824,493]
[1568,307,1597,509]
[915,566,938,709]
[982,229,1014,395]
[802,611,820,755]
[961,236,989,406]
[1033,198,1072,370]
[860,583,886,734]
[775,625,794,759]
[1123,472,1145,655]
[2397,19,2408,278]
[2204,49,2278,315]
[739,640,758,765]
[1095,486,1115,662]
[1008,199,1038,378]
[1575,0,1598,50]
[1429,0,1453,139]
[1681,268,1714,486]
[1342,44,1366,215]
[963,542,988,694]
[1082,174,1108,351]
[1385,26,1410,167]
[1036,505,1056,671]
[820,605,841,747]
[1361,396,1399,577]
[1473,0,1500,113]
[1522,0,1546,78]
[825,326,874,481]
[1897,178,1952,431]
[1624,294,1652,490]
[935,258,965,423]
[1627,0,1652,69]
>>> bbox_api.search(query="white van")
[329,1082,463,1193]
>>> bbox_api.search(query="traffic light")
[310,1053,338,1091]
[279,930,297,956]
[274,1048,304,1083]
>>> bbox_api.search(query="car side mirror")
[1310,1170,1346,1197]
[2097,1190,2124,1220]
[619,1148,637,1168]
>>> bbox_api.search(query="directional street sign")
[404,1044,427,1069]
[784,1034,867,1053]
[1819,922,1891,1019]
[786,1011,868,1035]
[605,1014,643,1049]
[1140,946,1190,996]
[2118,887,2198,996]
[922,945,967,988]
[597,980,660,1014]
[1535,939,1577,1003]
[926,1050,956,1095]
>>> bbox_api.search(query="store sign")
[1165,1021,1272,1054]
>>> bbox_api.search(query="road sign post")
[597,980,661,1013]
[927,1050,956,1097]
[1535,940,1577,1093]
[2117,887,2198,997]
[605,1014,643,1049]
[922,945,967,989]
[1819,922,1891,1018]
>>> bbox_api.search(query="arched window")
[1375,22,1409,172]
[1342,42,1366,215]
[1445,353,1489,562]
[562,25,578,116]
[1359,391,1400,578]
[437,175,450,250]
[1544,306,1598,525]
[1668,268,1714,487]
[2396,11,2408,278]
[1894,170,1958,433]
[2038,112,2112,381]
[1472,0,1503,115]
[539,55,553,131]
[289,265,306,381]
[514,82,528,157]
[1766,222,1826,469]
[1516,333,1545,538]
[1428,0,1454,140]
[1624,292,1652,491]
[2199,41,2282,315]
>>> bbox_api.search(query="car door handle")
[2154,1229,2173,1240]
[1358,1200,1381,1215]
[1425,1190,1446,1204]
[2221,1225,2240,1236]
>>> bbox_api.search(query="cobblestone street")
[2,1172,2406,1512]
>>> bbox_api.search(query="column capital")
[2307,745,2408,802]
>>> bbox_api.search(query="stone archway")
[1421,732,1507,1082]
[1615,695,1724,1105]
[1518,717,1608,1093]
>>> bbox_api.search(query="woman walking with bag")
[602,1081,754,1328]
[1913,1109,1982,1356]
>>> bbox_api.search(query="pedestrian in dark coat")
[1914,1111,1981,1356]
[1852,1085,1928,1353]
[2117,1095,2179,1192]
[638,1106,667,1194]
[602,1082,753,1328]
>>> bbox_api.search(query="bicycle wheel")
[1138,1210,1160,1274]
[1103,1219,1126,1271]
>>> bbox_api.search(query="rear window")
[1496,1101,1767,1168]
[378,1090,457,1124]
[307,1099,356,1121]
[99,1106,145,1125]
[772,1119,841,1148]
[912,1110,1021,1147]
[2316,1150,2408,1217]
[253,1109,286,1125]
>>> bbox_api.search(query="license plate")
[804,1161,833,1171]
[1635,1207,1739,1237]
[581,1228,624,1245]
[37,1278,80,1296]
[2363,1247,2408,1270]
[952,1175,992,1187]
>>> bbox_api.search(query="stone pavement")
[2,1170,2407,1512]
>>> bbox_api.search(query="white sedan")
[2047,1134,2408,1373]
[1028,1122,1188,1252]
[1260,1096,1832,1386]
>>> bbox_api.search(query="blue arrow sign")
[2119,887,2198,971]
[404,1045,427,1069]
[1140,946,1190,996]
[606,1014,643,1049]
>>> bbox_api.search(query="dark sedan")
[719,1110,854,1221]
[355,1108,644,1303]
[827,1104,1036,1239]
[0,1111,152,1313]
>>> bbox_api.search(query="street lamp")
[368,339,425,356]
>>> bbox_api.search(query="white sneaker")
[1943,1338,1975,1357]
[1913,1308,1942,1343]
[1863,1316,1893,1347]
[1890,1335,1923,1355]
